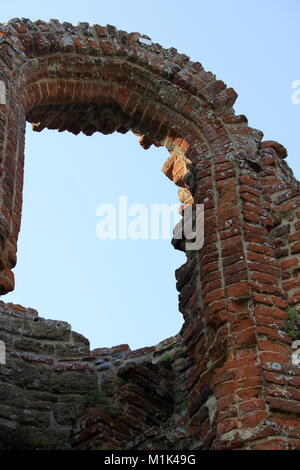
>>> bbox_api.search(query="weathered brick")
[0,17,299,452]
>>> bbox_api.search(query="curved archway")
[6,124,184,349]
[0,18,260,295]
[1,18,299,450]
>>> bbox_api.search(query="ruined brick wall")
[0,302,97,449]
[0,302,190,450]
[0,18,300,450]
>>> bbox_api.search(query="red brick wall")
[0,18,299,449]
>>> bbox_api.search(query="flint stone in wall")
[0,383,53,412]
[13,408,50,427]
[71,331,90,348]
[55,342,89,357]
[0,382,21,403]
[0,330,14,348]
[0,403,15,420]
[22,319,71,341]
[53,401,85,425]
[23,388,59,403]
[15,426,72,450]
[1,358,52,391]
[0,316,24,335]
[14,338,55,355]
[50,370,97,394]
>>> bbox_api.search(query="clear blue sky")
[1,1,299,350]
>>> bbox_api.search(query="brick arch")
[0,18,260,293]
[1,18,300,450]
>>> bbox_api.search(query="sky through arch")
[0,0,299,350]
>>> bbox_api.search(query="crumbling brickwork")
[0,302,189,449]
[0,18,300,450]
